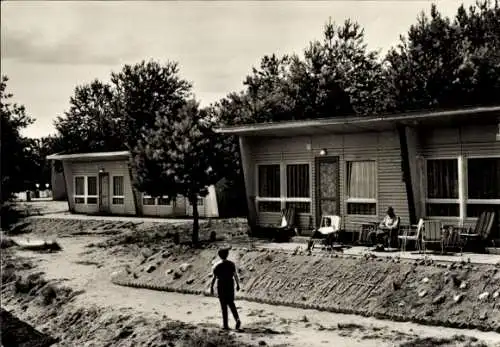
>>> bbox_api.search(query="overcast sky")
[1,1,474,138]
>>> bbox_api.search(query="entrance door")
[315,156,340,226]
[99,173,110,214]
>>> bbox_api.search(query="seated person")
[307,217,338,250]
[368,207,399,247]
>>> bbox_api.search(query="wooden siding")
[248,131,410,235]
[68,160,136,215]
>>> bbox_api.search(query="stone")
[166,269,174,275]
[479,312,488,320]
[398,301,405,307]
[186,278,194,285]
[418,290,427,298]
[422,277,429,283]
[179,263,191,272]
[432,294,446,305]
[146,265,156,273]
[459,281,467,289]
[478,292,489,300]
[453,294,464,303]
[173,271,182,280]
[493,291,499,299]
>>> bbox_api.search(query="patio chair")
[422,220,444,254]
[459,211,496,253]
[273,207,297,242]
[308,215,341,251]
[398,218,424,252]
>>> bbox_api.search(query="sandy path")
[11,235,500,347]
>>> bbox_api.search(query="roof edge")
[47,150,130,161]
[215,105,500,135]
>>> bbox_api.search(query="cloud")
[1,28,138,66]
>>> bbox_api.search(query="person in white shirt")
[369,206,399,248]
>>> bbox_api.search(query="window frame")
[345,160,378,216]
[424,154,500,222]
[74,176,86,205]
[142,194,171,206]
[255,162,312,214]
[465,155,500,217]
[424,157,460,218]
[112,176,125,205]
[86,176,98,205]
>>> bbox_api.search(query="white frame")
[111,176,125,205]
[424,155,500,222]
[345,159,378,217]
[142,194,171,206]
[255,162,312,214]
[465,156,500,217]
[74,176,98,205]
[74,176,86,205]
[86,176,98,205]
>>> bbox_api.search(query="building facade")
[47,151,219,218]
[217,106,500,235]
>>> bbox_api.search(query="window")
[425,159,459,217]
[158,197,171,205]
[86,177,98,204]
[346,161,376,215]
[74,176,98,205]
[112,176,124,205]
[467,158,500,217]
[74,177,85,204]
[285,164,310,213]
[256,163,312,213]
[257,165,281,212]
[142,195,156,205]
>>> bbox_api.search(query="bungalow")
[216,106,500,236]
[46,151,219,218]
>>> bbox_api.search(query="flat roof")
[215,105,500,137]
[47,150,130,161]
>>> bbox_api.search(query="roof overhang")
[215,106,500,137]
[46,151,130,162]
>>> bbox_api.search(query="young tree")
[54,80,125,153]
[0,76,35,203]
[132,100,223,245]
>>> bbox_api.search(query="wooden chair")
[422,220,444,254]
[398,218,424,252]
[459,211,496,253]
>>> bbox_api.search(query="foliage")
[0,76,34,203]
[54,80,125,154]
[132,100,223,244]
[111,60,193,150]
[385,0,500,111]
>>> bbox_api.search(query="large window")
[425,159,459,217]
[74,176,97,205]
[346,161,377,215]
[112,176,124,205]
[257,165,281,212]
[256,163,311,213]
[467,158,500,217]
[286,164,310,213]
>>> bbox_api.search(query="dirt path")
[8,235,500,347]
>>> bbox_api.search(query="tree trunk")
[191,195,199,246]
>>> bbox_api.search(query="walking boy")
[210,247,241,330]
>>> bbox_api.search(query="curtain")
[347,161,376,199]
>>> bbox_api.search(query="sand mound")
[112,246,500,332]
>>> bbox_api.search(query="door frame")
[315,156,340,227]
[98,172,110,214]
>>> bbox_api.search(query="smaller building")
[47,151,219,218]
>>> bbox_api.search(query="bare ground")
[2,218,500,347]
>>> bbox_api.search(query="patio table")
[352,221,379,245]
